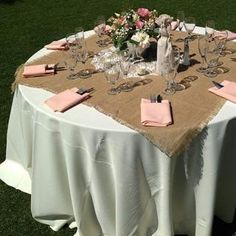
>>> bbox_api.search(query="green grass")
[0,0,235,235]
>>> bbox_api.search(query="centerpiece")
[104,8,160,53]
[93,8,174,76]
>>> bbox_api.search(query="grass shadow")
[0,0,22,4]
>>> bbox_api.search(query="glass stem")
[201,56,207,68]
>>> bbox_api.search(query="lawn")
[0,0,235,235]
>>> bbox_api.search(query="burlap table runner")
[13,32,236,157]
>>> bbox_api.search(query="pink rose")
[104,25,112,34]
[94,24,106,35]
[135,20,144,29]
[137,8,150,18]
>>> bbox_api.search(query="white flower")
[132,12,139,22]
[131,31,150,47]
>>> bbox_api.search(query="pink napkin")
[214,30,236,41]
[208,80,236,103]
[23,64,55,77]
[44,40,67,50]
[141,98,172,127]
[44,87,90,112]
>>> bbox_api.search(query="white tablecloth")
[0,28,236,236]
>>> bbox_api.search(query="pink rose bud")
[137,8,150,18]
[135,20,144,29]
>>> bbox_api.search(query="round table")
[0,27,236,236]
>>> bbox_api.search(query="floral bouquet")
[104,8,160,50]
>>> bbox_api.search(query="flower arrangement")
[104,8,160,50]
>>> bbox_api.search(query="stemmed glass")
[63,33,78,79]
[184,17,196,40]
[177,11,185,31]
[94,15,108,47]
[75,27,85,46]
[162,46,182,94]
[175,11,185,42]
[65,33,77,54]
[205,20,215,38]
[63,51,78,80]
[196,35,208,73]
[74,27,94,79]
[119,58,133,92]
[214,29,228,56]
[204,38,221,78]
[75,27,88,64]
[104,65,120,95]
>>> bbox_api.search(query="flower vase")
[126,41,145,62]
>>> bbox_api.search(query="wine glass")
[196,35,208,73]
[75,28,88,64]
[104,65,120,95]
[204,38,220,78]
[75,27,85,47]
[177,11,185,31]
[184,17,196,40]
[94,15,107,47]
[65,33,77,54]
[175,11,185,42]
[214,29,228,56]
[205,20,215,38]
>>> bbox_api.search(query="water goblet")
[63,53,78,80]
[104,65,120,95]
[205,20,215,39]
[196,35,208,73]
[204,38,220,78]
[119,58,133,92]
[184,17,196,40]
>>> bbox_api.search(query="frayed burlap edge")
[84,97,225,158]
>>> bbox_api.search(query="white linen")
[1,29,236,236]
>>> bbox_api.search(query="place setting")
[13,6,236,137]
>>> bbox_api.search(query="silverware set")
[150,94,162,103]
[76,87,94,95]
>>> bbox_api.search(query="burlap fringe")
[85,96,225,158]
[11,64,24,93]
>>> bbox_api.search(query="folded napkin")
[141,98,172,127]
[44,87,90,112]
[214,30,236,41]
[23,64,55,77]
[44,40,67,50]
[208,80,236,103]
